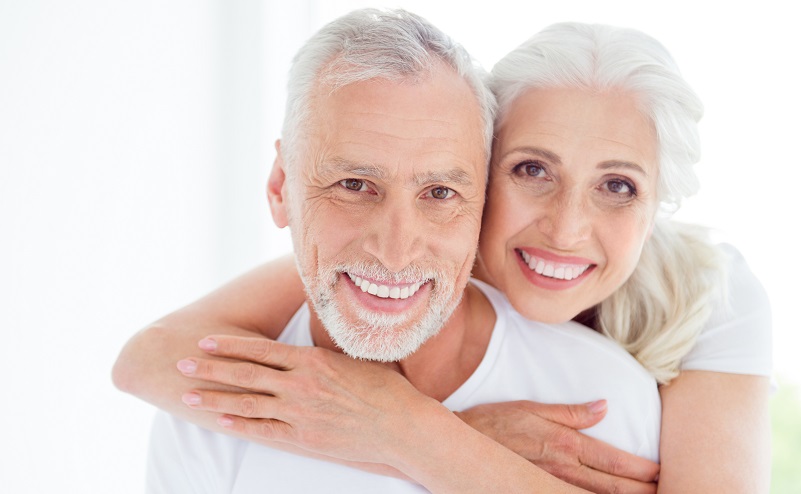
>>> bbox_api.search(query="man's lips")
[345,272,427,299]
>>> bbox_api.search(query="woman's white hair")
[491,22,727,383]
[280,8,496,171]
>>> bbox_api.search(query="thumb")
[524,400,608,430]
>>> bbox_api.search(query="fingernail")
[217,416,234,428]
[587,400,607,414]
[182,392,201,406]
[177,359,197,374]
[198,338,218,352]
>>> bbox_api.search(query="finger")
[568,463,657,494]
[177,357,287,393]
[576,434,660,482]
[181,389,282,419]
[217,414,295,443]
[521,400,608,429]
[199,335,297,370]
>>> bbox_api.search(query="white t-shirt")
[147,280,661,493]
[680,244,772,376]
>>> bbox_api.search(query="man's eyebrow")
[326,158,474,186]
[598,160,649,177]
[412,168,474,187]
[326,158,387,179]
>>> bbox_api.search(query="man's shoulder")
[147,412,249,493]
[469,278,653,382]
[275,303,313,346]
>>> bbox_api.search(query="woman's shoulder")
[681,242,773,376]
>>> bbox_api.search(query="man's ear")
[267,139,290,228]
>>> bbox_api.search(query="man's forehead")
[294,72,487,185]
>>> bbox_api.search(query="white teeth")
[346,273,424,300]
[517,251,591,281]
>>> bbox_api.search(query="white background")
[1,1,798,492]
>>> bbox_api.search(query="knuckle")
[552,429,580,454]
[202,392,220,409]
[238,394,259,417]
[565,404,584,423]
[233,363,258,387]
[248,339,273,363]
[606,454,626,476]
[256,420,277,439]
[192,359,212,377]
[608,481,624,494]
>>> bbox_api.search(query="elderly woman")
[114,18,771,494]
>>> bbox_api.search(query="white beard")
[307,261,460,362]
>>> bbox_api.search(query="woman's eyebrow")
[500,146,562,165]
[598,160,649,177]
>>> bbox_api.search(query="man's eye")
[428,186,455,200]
[340,179,366,191]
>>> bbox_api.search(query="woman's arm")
[179,335,590,494]
[657,370,771,493]
[112,255,651,492]
[111,254,305,421]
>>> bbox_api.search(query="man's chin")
[327,321,431,362]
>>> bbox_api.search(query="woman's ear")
[267,139,290,228]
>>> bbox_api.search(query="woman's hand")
[456,401,660,494]
[176,334,444,465]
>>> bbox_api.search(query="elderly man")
[116,9,660,493]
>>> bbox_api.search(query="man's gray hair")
[491,22,703,210]
[281,8,496,170]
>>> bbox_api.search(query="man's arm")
[657,370,771,493]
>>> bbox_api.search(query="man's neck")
[308,283,496,402]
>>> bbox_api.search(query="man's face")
[270,64,487,361]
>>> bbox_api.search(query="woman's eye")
[604,179,636,196]
[339,178,367,191]
[513,161,546,177]
[428,186,455,200]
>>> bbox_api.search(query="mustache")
[326,260,442,285]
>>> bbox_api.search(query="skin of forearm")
[112,319,409,478]
[392,403,589,494]
[657,371,771,493]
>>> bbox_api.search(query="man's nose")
[361,200,425,273]
[537,189,591,250]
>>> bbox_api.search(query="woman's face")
[479,87,661,323]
